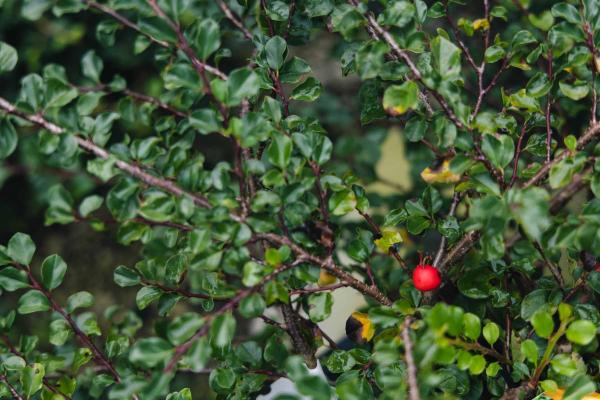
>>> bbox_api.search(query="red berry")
[595,264,600,271]
[412,264,441,291]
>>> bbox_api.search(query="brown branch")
[217,0,253,40]
[164,261,303,372]
[433,193,461,266]
[523,123,600,188]
[533,241,564,289]
[510,121,529,187]
[1,336,73,400]
[545,49,554,163]
[255,232,393,306]
[347,0,465,130]
[77,84,189,118]
[446,338,511,364]
[19,265,122,383]
[0,375,23,400]
[0,97,215,211]
[85,0,226,80]
[402,317,420,400]
[290,283,348,295]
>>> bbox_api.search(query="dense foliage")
[3,0,600,399]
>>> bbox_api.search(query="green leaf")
[238,293,266,318]
[136,286,162,310]
[481,134,514,169]
[8,232,36,265]
[41,254,67,290]
[551,3,581,24]
[566,320,596,345]
[209,368,236,393]
[291,77,322,101]
[66,291,95,312]
[559,80,589,101]
[265,36,287,70]
[227,68,260,106]
[167,312,204,345]
[44,78,78,108]
[531,310,554,339]
[194,19,220,60]
[79,195,103,217]
[484,45,505,63]
[267,134,293,169]
[81,50,103,83]
[129,337,173,368]
[382,80,419,116]
[0,118,18,159]
[0,41,18,73]
[482,322,500,345]
[307,292,333,322]
[18,290,50,314]
[431,35,461,79]
[462,313,481,341]
[114,265,140,287]
[521,339,539,365]
[0,267,29,291]
[21,363,45,397]
[210,312,236,351]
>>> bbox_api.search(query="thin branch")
[85,0,226,79]
[510,121,529,187]
[20,265,122,383]
[1,336,73,400]
[524,123,600,188]
[0,96,215,211]
[533,241,565,289]
[347,0,465,130]
[76,84,189,118]
[545,49,554,163]
[0,375,23,400]
[433,193,461,266]
[402,317,421,400]
[255,232,393,306]
[290,283,348,295]
[446,338,511,364]
[164,261,303,372]
[217,0,253,39]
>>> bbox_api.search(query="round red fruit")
[412,264,441,291]
[595,264,600,271]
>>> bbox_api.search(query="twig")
[433,193,461,266]
[545,49,554,163]
[510,121,529,187]
[532,241,565,289]
[0,96,215,211]
[524,123,600,188]
[290,283,348,295]
[76,84,189,118]
[0,375,23,400]
[402,317,420,400]
[446,338,511,364]
[164,261,303,372]
[85,0,226,79]
[347,0,465,130]
[20,265,122,383]
[1,336,73,400]
[255,232,393,306]
[217,0,253,39]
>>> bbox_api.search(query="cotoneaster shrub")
[1,0,600,399]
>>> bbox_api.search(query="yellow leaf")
[420,159,461,184]
[318,269,337,286]
[351,311,374,342]
[472,18,490,31]
[374,229,403,253]
[545,389,600,400]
